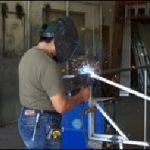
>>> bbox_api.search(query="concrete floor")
[0,95,150,149]
[0,123,24,149]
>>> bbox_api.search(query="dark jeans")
[18,107,62,149]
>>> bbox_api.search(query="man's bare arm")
[50,87,90,113]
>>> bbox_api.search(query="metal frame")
[88,97,150,149]
[144,70,148,149]
[87,70,150,149]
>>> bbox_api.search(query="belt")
[23,107,59,116]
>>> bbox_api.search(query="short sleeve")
[39,61,64,97]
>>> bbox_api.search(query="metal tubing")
[88,86,94,139]
[123,140,149,147]
[119,142,123,149]
[144,69,147,149]
[93,133,124,140]
[101,65,150,76]
[63,64,150,78]
[94,101,128,140]
[90,73,150,101]
[89,136,150,147]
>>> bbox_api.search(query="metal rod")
[93,133,126,140]
[101,65,150,76]
[123,140,149,147]
[64,65,150,78]
[119,142,123,149]
[94,101,128,140]
[88,86,94,139]
[62,65,150,78]
[90,73,150,102]
[144,69,147,149]
[89,136,150,147]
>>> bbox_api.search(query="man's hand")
[51,87,90,113]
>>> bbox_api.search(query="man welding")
[18,16,90,149]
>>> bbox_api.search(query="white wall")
[0,1,115,56]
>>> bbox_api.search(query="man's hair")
[39,37,53,43]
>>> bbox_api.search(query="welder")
[18,16,90,149]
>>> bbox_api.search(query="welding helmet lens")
[55,16,79,63]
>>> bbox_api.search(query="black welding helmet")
[40,16,79,63]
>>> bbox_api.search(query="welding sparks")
[79,64,95,75]
[80,64,150,102]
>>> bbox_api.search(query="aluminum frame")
[88,97,150,149]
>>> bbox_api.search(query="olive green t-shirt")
[18,47,64,111]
